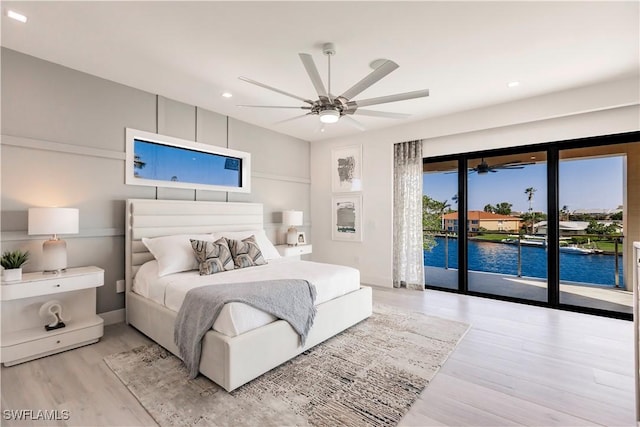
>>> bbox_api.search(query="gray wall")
[0,48,311,314]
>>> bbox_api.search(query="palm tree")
[452,193,459,206]
[524,187,537,234]
[133,155,146,177]
[484,204,495,213]
[524,187,536,213]
[495,202,513,215]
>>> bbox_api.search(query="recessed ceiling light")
[507,81,520,88]
[7,10,28,23]
[221,92,233,98]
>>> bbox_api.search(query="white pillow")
[215,229,281,261]
[142,234,214,277]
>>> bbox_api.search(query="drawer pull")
[54,284,61,288]
[56,340,61,344]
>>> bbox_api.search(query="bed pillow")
[190,238,234,275]
[227,235,267,269]
[142,234,214,277]
[216,229,281,260]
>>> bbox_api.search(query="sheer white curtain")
[393,140,424,290]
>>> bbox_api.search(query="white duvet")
[133,258,360,337]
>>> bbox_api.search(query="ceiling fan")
[470,158,535,175]
[238,43,429,130]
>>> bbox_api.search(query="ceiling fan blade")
[491,160,536,168]
[238,105,312,109]
[299,53,329,100]
[352,109,411,119]
[239,76,314,105]
[349,89,430,108]
[340,60,399,101]
[273,113,313,125]
[341,115,366,131]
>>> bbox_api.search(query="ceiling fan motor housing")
[322,43,336,56]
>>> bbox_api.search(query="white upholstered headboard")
[125,199,264,295]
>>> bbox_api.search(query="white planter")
[2,268,22,283]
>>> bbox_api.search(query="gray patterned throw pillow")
[190,238,234,275]
[228,235,267,269]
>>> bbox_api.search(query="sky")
[134,140,241,187]
[423,156,623,212]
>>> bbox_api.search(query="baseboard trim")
[99,308,125,325]
[361,275,393,288]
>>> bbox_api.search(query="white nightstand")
[275,244,312,260]
[1,266,104,366]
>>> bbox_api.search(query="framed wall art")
[331,145,362,192]
[332,194,363,242]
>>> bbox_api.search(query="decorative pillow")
[215,230,281,261]
[142,234,214,277]
[190,238,234,275]
[227,235,267,269]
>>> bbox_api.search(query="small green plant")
[1,250,29,269]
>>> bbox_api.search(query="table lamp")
[28,207,79,273]
[282,210,303,246]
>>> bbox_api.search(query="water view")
[423,150,631,314]
[424,237,623,287]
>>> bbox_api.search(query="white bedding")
[133,258,360,337]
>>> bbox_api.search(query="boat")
[501,236,596,254]
[559,245,595,255]
[501,235,547,247]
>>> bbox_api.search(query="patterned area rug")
[104,304,469,427]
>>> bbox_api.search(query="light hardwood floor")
[1,287,635,426]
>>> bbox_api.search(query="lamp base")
[286,227,298,246]
[42,239,68,273]
[45,321,66,331]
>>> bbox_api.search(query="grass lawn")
[471,234,622,253]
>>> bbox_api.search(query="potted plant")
[1,250,29,282]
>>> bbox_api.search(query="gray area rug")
[104,304,469,427]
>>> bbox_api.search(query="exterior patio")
[425,266,633,314]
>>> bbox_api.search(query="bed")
[125,199,372,392]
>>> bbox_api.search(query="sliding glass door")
[466,151,548,302]
[421,131,638,320]
[423,160,458,290]
[558,146,631,315]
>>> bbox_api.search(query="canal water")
[423,237,623,287]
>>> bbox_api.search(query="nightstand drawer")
[1,270,103,301]
[288,245,312,256]
[2,321,103,366]
[276,244,312,258]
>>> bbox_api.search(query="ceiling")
[1,1,638,142]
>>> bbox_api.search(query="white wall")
[310,77,639,288]
[1,48,311,313]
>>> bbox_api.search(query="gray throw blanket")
[174,279,317,378]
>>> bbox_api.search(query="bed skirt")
[126,286,373,391]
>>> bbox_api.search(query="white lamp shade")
[28,208,79,236]
[282,210,303,227]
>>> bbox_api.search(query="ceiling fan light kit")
[319,109,340,124]
[238,42,429,130]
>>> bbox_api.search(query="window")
[125,128,251,193]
